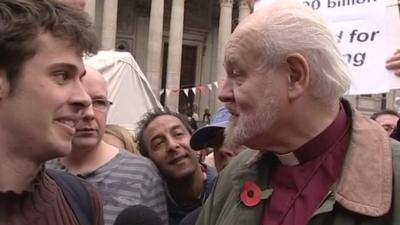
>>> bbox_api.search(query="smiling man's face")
[0,33,91,161]
[143,115,199,180]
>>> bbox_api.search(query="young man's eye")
[52,71,70,84]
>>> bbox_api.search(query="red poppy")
[240,181,262,207]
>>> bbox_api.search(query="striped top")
[48,149,168,225]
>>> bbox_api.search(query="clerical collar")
[275,152,300,166]
[275,103,349,166]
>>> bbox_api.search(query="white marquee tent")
[84,51,162,132]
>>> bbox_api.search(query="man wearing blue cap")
[190,107,245,172]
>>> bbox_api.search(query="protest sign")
[254,0,400,94]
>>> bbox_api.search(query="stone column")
[84,0,96,22]
[343,95,357,107]
[238,0,251,22]
[165,0,185,112]
[215,0,233,110]
[386,90,397,109]
[101,0,118,50]
[146,0,165,98]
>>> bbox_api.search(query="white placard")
[254,0,400,94]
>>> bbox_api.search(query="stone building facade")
[84,0,400,117]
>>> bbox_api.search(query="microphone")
[113,205,162,225]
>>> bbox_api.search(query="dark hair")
[370,109,399,120]
[390,119,400,141]
[0,0,98,89]
[135,108,193,157]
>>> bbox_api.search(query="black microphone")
[113,205,162,225]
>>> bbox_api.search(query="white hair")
[252,1,352,104]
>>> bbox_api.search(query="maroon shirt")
[0,169,104,225]
[263,105,351,225]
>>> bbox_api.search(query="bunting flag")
[213,81,218,89]
[191,87,197,95]
[159,79,225,96]
[183,89,189,96]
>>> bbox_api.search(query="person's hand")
[386,49,400,76]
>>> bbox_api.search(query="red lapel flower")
[240,181,273,207]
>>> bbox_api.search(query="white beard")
[224,94,280,149]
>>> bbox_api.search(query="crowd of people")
[1,0,400,225]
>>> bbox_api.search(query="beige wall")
[94,1,400,116]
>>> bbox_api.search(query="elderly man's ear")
[285,53,310,100]
[386,49,400,76]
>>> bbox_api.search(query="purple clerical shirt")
[262,104,351,225]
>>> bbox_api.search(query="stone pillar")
[165,0,185,112]
[215,0,233,110]
[84,0,96,22]
[343,95,357,107]
[238,0,251,22]
[101,0,118,50]
[393,90,400,111]
[386,90,397,109]
[146,0,165,98]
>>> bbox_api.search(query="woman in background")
[103,124,140,154]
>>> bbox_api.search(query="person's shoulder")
[214,149,259,189]
[119,149,153,164]
[206,164,218,179]
[390,138,400,206]
[222,149,258,173]
[79,178,105,224]
[45,169,104,224]
[390,138,400,161]
[45,158,65,171]
[204,164,218,189]
[390,138,400,149]
[117,149,162,176]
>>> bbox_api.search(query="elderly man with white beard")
[196,1,400,225]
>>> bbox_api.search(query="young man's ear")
[0,69,10,99]
[286,53,310,100]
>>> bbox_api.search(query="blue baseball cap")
[190,107,231,150]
